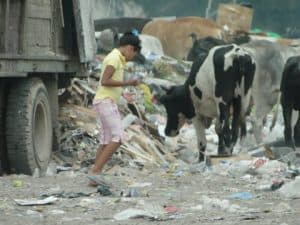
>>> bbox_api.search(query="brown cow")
[142,17,223,59]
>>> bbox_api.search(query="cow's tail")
[270,90,281,131]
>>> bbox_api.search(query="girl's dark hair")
[119,31,141,52]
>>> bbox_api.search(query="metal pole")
[205,0,213,19]
[4,0,10,53]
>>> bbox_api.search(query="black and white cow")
[280,56,300,150]
[160,44,256,161]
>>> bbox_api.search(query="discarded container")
[189,162,207,174]
[279,176,300,199]
[227,160,251,178]
[124,187,140,197]
[256,180,284,192]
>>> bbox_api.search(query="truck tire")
[6,78,52,175]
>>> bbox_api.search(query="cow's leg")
[282,101,296,150]
[192,115,207,162]
[217,103,231,155]
[231,98,242,145]
[290,110,299,150]
[239,94,252,145]
[252,88,281,144]
[253,104,271,144]
[270,92,281,131]
[293,116,300,146]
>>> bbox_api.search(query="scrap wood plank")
[68,104,97,119]
[152,139,168,154]
[147,140,168,165]
[120,145,147,162]
[130,142,155,159]
[130,135,155,155]
[70,92,83,103]
[141,120,161,139]
[130,133,166,163]
[121,143,155,163]
[127,125,142,135]
[72,83,85,95]
[153,139,177,162]
[126,106,160,140]
[73,78,96,95]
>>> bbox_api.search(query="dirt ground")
[1,156,299,225]
[1,104,299,225]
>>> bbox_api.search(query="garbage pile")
[56,51,192,172]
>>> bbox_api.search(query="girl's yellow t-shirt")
[94,49,126,103]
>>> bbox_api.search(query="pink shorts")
[93,99,124,145]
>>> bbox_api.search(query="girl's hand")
[126,79,140,86]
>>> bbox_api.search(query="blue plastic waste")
[228,192,253,200]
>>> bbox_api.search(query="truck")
[0,0,96,175]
